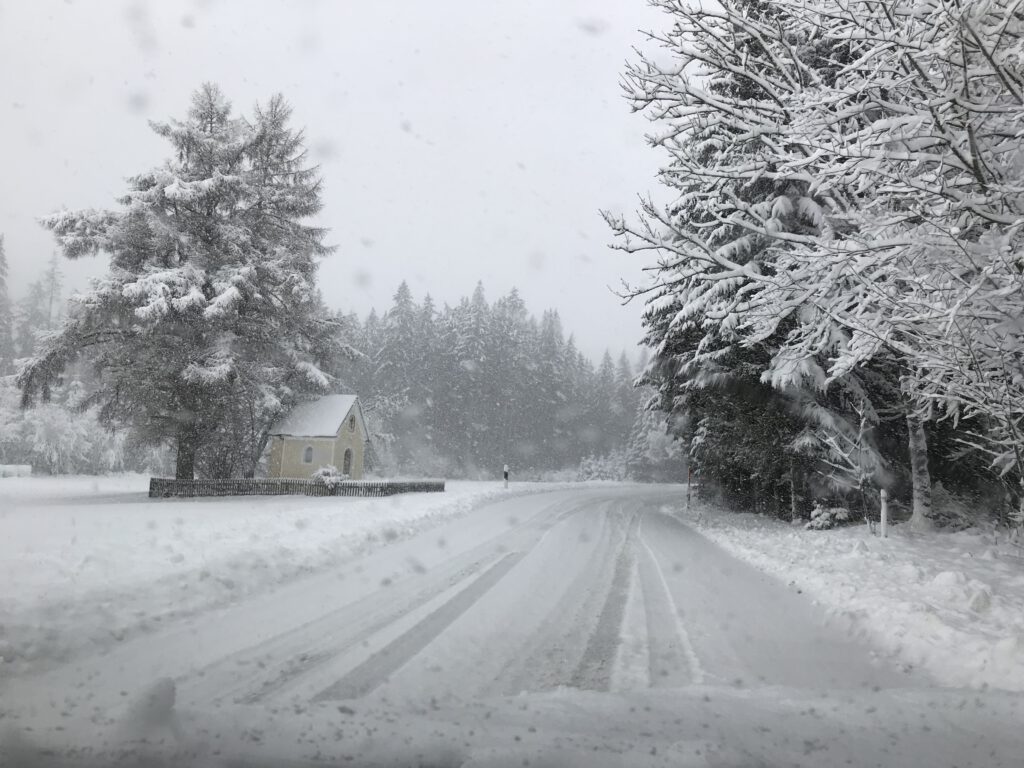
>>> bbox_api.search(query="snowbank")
[682,500,1024,692]
[0,476,573,673]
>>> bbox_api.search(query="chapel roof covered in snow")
[269,394,360,438]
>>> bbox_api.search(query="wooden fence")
[149,477,445,499]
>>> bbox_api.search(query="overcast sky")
[0,0,667,360]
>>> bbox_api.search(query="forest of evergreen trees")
[0,240,160,475]
[336,281,682,480]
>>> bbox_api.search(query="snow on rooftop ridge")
[269,394,359,438]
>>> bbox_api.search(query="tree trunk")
[175,426,199,480]
[789,458,802,521]
[906,412,933,529]
[243,429,272,479]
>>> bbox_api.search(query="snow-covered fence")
[148,477,445,499]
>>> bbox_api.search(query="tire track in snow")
[231,558,495,705]
[568,512,639,691]
[312,552,525,701]
[608,558,652,691]
[487,499,624,695]
[637,532,705,686]
[182,495,596,706]
[186,551,504,706]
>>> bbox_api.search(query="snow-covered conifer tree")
[608,0,887,510]
[19,84,350,478]
[0,236,14,374]
[487,289,531,465]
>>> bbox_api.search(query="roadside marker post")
[686,465,692,514]
[880,488,889,538]
[503,464,509,490]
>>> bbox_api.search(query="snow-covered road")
[3,485,1023,766]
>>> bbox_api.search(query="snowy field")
[0,475,582,672]
[688,499,1024,692]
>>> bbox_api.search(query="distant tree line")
[337,281,673,479]
[0,243,63,369]
[0,241,163,474]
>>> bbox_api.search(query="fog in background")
[0,0,666,360]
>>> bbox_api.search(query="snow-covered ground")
[0,475,582,672]
[685,498,1024,692]
[4,482,1023,768]
[3,482,1024,767]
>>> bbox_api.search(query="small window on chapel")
[303,446,313,463]
[349,415,356,432]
